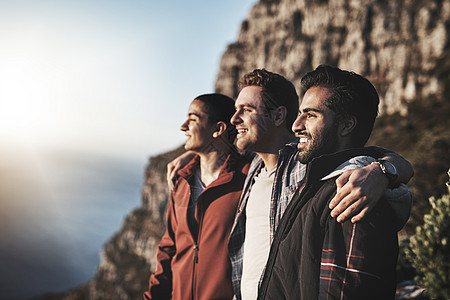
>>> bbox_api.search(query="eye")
[306,112,316,118]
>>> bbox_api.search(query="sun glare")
[0,27,62,145]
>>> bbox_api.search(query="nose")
[180,119,188,131]
[230,110,241,125]
[291,114,306,133]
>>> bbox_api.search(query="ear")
[272,106,287,127]
[339,115,357,137]
[212,121,227,138]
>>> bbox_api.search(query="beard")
[297,123,340,164]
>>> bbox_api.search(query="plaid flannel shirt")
[228,141,306,300]
[319,214,399,299]
[258,154,403,299]
[319,156,402,299]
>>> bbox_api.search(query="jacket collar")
[177,155,200,179]
[248,138,299,176]
[176,152,240,186]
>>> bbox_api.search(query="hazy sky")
[0,0,257,162]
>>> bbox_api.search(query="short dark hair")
[300,65,379,146]
[239,69,299,129]
[195,93,236,143]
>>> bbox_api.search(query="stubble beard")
[297,125,339,164]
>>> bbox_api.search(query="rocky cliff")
[216,0,449,116]
[43,0,449,299]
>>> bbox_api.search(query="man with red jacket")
[144,93,251,299]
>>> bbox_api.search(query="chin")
[235,140,247,151]
[297,151,313,164]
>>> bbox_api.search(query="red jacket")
[144,152,250,300]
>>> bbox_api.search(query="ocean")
[0,147,145,299]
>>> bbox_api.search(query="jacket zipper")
[191,243,199,300]
[191,204,205,300]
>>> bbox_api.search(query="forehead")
[187,99,207,116]
[235,86,264,107]
[300,86,332,111]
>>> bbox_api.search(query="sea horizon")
[0,145,150,299]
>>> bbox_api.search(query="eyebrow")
[300,108,323,114]
[235,103,257,109]
[187,112,201,118]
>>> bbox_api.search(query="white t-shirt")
[241,166,276,300]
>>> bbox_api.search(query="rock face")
[43,0,449,299]
[215,0,450,116]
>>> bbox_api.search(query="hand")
[329,163,389,223]
[166,151,195,190]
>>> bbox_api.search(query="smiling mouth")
[299,137,308,143]
[237,128,248,135]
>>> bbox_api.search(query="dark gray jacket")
[258,148,400,300]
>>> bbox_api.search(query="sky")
[0,0,257,163]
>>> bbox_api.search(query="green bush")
[405,170,450,300]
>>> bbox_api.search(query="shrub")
[405,170,450,299]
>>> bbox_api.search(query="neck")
[197,141,231,186]
[256,130,295,170]
[336,138,356,153]
[256,152,279,170]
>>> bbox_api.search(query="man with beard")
[258,65,407,299]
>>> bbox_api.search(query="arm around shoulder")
[384,183,412,230]
[166,151,196,190]
[367,146,414,186]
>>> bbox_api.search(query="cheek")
[191,127,200,137]
[254,115,269,129]
[307,119,325,132]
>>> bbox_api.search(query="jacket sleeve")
[369,146,414,229]
[319,198,398,299]
[329,154,412,231]
[143,194,177,300]
[384,183,412,230]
